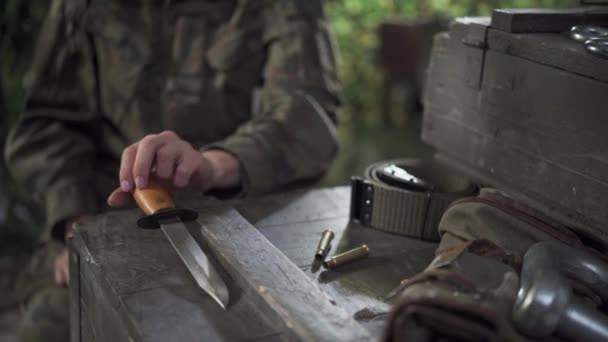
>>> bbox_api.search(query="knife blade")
[133,180,230,309]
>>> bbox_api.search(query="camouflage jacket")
[4,0,341,240]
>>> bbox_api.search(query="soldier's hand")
[54,248,70,286]
[55,215,93,286]
[107,131,241,208]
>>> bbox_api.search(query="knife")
[133,180,230,309]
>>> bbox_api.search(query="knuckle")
[186,149,202,161]
[177,139,190,147]
[160,130,177,139]
[122,144,136,158]
[139,134,158,147]
[176,164,193,178]
[156,148,172,160]
[133,160,147,174]
[157,168,171,178]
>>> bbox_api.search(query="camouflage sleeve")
[209,1,341,195]
[4,0,101,240]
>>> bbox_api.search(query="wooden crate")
[422,10,608,246]
[69,187,436,341]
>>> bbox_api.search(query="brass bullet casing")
[315,229,335,261]
[323,245,370,270]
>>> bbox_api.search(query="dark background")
[0,0,577,246]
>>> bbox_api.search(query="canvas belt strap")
[349,159,477,241]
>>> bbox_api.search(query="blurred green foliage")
[325,0,577,129]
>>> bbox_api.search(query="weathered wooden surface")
[422,17,608,248]
[72,209,286,341]
[423,18,488,135]
[491,8,608,33]
[68,243,80,342]
[448,17,491,90]
[237,188,437,336]
[71,187,436,341]
[487,29,608,83]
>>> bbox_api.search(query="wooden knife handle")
[133,179,176,215]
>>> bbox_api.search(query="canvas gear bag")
[383,188,607,341]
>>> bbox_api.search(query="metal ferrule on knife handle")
[315,229,335,261]
[323,245,370,270]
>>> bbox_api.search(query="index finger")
[133,134,167,188]
[119,143,138,191]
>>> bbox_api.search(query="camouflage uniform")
[4,0,341,340]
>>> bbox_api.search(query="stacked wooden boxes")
[422,8,608,245]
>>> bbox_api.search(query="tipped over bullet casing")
[323,245,369,269]
[315,229,335,261]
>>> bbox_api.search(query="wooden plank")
[71,232,97,341]
[121,287,284,341]
[423,53,608,242]
[73,215,296,341]
[479,51,608,242]
[449,17,490,90]
[72,194,374,341]
[255,213,435,269]
[75,209,159,251]
[80,303,95,341]
[69,244,81,342]
[241,188,437,338]
[491,8,608,33]
[73,187,435,340]
[87,236,283,340]
[192,204,375,341]
[257,217,350,267]
[487,29,608,83]
[422,30,483,133]
[235,187,349,227]
[491,8,583,33]
[79,260,136,341]
[260,220,436,337]
[479,51,608,184]
[424,111,608,245]
[423,18,608,246]
[581,8,608,27]
[450,17,491,48]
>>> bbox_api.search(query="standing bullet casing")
[315,229,335,261]
[323,245,370,269]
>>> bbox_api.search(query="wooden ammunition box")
[422,8,608,246]
[69,188,436,341]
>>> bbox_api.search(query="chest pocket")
[85,1,155,127]
[161,13,210,140]
[163,1,267,143]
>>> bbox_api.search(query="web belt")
[349,159,477,241]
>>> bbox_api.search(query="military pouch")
[383,188,600,342]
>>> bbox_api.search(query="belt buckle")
[350,177,374,226]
